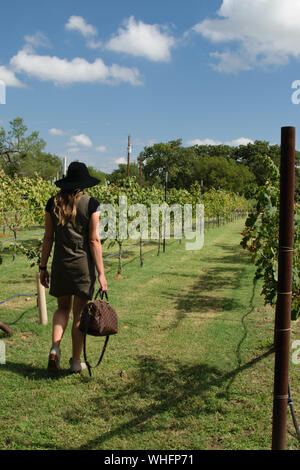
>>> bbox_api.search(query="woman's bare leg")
[52,296,72,348]
[72,295,89,360]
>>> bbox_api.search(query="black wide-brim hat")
[55,161,100,191]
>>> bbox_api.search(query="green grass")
[0,219,300,450]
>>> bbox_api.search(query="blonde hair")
[53,189,83,228]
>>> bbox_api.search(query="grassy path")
[0,220,299,450]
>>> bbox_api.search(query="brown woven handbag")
[79,288,118,376]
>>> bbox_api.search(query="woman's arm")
[89,211,107,292]
[40,212,54,288]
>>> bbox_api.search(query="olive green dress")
[46,193,99,300]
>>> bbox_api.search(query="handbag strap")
[94,288,108,301]
[83,333,109,377]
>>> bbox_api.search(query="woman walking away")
[39,162,107,374]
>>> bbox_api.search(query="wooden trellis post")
[36,273,48,325]
[272,126,295,450]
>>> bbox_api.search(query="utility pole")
[164,169,168,202]
[138,152,143,186]
[63,156,67,177]
[272,126,295,450]
[127,135,131,178]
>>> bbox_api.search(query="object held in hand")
[79,289,118,376]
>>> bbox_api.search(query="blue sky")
[1,0,300,173]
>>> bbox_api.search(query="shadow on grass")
[103,240,176,274]
[224,279,268,400]
[17,239,42,249]
[213,243,250,265]
[0,238,41,255]
[159,243,249,329]
[2,361,71,380]
[0,299,39,326]
[72,349,274,450]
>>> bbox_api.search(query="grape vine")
[240,155,300,320]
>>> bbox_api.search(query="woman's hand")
[98,273,107,292]
[40,270,50,288]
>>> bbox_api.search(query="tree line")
[1,118,299,200]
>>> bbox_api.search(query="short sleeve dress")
[45,193,100,300]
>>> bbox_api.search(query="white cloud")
[187,137,254,147]
[24,31,51,52]
[65,16,98,37]
[65,16,103,49]
[0,65,24,87]
[95,145,107,152]
[115,157,126,164]
[209,51,252,74]
[190,0,300,72]
[106,16,175,62]
[49,128,67,136]
[69,134,93,148]
[65,15,176,61]
[86,39,103,49]
[67,147,80,153]
[10,49,142,86]
[187,138,222,146]
[0,32,49,89]
[228,137,254,147]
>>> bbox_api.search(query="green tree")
[0,118,46,175]
[87,166,107,185]
[233,141,279,185]
[192,144,234,159]
[19,152,63,179]
[141,139,197,188]
[0,117,62,179]
[142,139,255,193]
[108,162,139,184]
[232,141,300,200]
[192,155,255,194]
